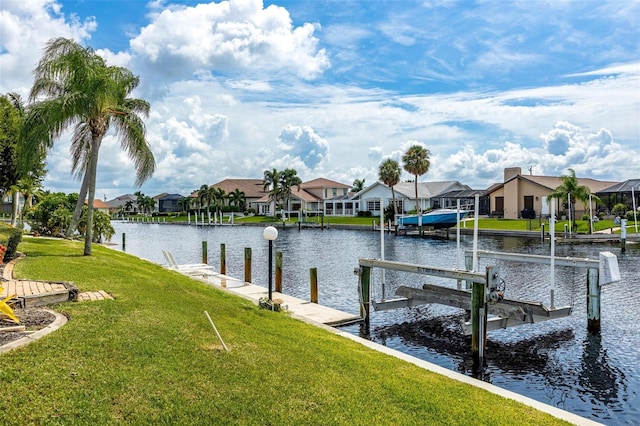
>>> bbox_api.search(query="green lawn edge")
[0,237,570,425]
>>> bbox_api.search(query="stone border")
[0,309,67,354]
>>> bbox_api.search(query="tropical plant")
[26,192,78,236]
[22,37,155,255]
[280,168,302,214]
[212,187,226,214]
[547,168,599,230]
[197,184,212,213]
[177,196,191,213]
[402,144,431,213]
[142,196,156,215]
[379,159,401,220]
[77,207,115,243]
[351,178,365,193]
[612,203,627,218]
[0,93,47,227]
[228,188,246,211]
[124,200,135,214]
[263,168,281,213]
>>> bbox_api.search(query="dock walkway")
[192,271,361,326]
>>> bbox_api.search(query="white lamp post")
[263,226,278,301]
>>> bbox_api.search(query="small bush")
[580,214,590,221]
[612,203,628,217]
[0,223,22,261]
[626,211,638,222]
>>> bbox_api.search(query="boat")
[396,209,469,229]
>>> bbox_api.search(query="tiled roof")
[301,178,350,189]
[209,179,268,199]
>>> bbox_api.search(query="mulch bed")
[1,261,58,347]
[0,308,57,346]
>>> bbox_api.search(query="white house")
[353,181,472,216]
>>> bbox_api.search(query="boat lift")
[357,195,621,370]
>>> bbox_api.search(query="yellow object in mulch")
[0,286,19,324]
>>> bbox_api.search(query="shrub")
[612,203,628,217]
[580,214,590,221]
[0,222,22,261]
[626,210,638,222]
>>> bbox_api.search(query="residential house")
[256,177,353,217]
[92,199,110,214]
[595,179,640,214]
[106,194,139,214]
[207,179,269,212]
[156,193,184,213]
[353,181,472,217]
[485,167,618,219]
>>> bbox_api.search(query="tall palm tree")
[280,168,302,214]
[22,38,155,255]
[263,168,281,214]
[124,200,134,215]
[547,168,599,230]
[134,191,146,215]
[228,188,246,211]
[212,187,226,214]
[351,178,365,193]
[402,144,431,213]
[379,159,401,219]
[142,195,156,215]
[1,93,46,227]
[198,184,212,214]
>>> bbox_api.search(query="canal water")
[111,221,639,425]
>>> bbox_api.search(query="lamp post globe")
[263,226,278,302]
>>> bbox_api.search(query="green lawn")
[124,212,633,234]
[0,237,570,425]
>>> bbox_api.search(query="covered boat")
[396,209,469,229]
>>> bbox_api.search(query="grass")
[0,238,570,425]
[458,218,620,234]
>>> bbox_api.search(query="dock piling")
[202,241,208,264]
[276,252,283,293]
[220,243,226,275]
[310,267,318,303]
[244,247,252,283]
[587,268,600,333]
[359,266,371,324]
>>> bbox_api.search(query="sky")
[1,0,639,201]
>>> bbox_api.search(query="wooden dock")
[195,272,361,326]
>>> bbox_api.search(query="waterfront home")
[486,167,618,219]
[352,180,471,217]
[596,179,640,213]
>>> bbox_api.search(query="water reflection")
[579,333,625,412]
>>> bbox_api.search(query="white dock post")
[550,202,556,309]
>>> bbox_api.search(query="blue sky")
[1,0,639,200]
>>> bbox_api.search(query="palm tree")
[351,178,365,193]
[1,93,46,227]
[142,196,156,216]
[198,184,212,214]
[22,38,155,255]
[379,159,401,219]
[177,196,191,213]
[124,200,134,215]
[263,168,281,215]
[134,191,146,215]
[228,189,246,211]
[280,168,302,214]
[547,168,599,230]
[212,187,226,214]
[402,144,431,213]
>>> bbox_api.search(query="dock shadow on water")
[367,305,575,380]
